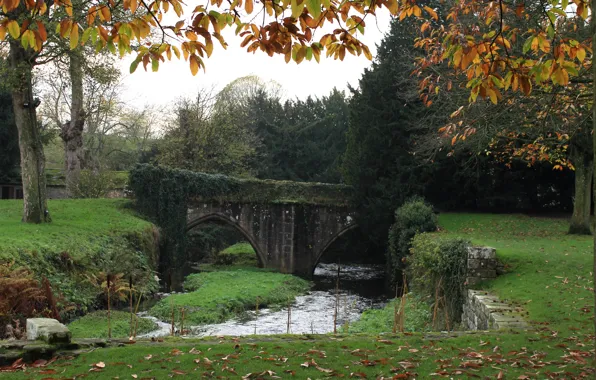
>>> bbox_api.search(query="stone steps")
[462,289,530,330]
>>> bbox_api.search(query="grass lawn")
[439,213,593,335]
[2,332,592,378]
[150,269,310,325]
[68,311,158,339]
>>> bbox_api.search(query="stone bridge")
[128,165,357,279]
[187,201,357,277]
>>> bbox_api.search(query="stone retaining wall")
[467,247,497,286]
[462,289,529,330]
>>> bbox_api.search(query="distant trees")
[157,88,259,176]
[40,57,159,173]
[155,76,350,182]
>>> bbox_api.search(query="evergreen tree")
[249,88,350,183]
[342,18,427,251]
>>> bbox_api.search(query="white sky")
[117,14,393,109]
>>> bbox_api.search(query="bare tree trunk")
[9,41,50,223]
[61,49,85,194]
[569,152,593,235]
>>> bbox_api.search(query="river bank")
[0,199,160,330]
[136,262,388,338]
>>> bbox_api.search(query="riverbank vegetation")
[150,270,310,325]
[0,199,159,329]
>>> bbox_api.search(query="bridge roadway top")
[188,177,354,207]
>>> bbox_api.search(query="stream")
[139,263,387,337]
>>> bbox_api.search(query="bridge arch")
[186,212,267,267]
[311,223,359,276]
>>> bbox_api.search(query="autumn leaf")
[7,20,20,39]
[70,25,79,50]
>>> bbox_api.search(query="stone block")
[26,318,71,344]
[468,269,497,278]
[467,259,481,269]
[468,246,496,260]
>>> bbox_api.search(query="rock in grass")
[26,318,71,344]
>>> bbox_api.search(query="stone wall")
[467,246,497,286]
[462,290,529,330]
[47,186,125,199]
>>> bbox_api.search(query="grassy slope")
[220,242,255,255]
[439,213,592,335]
[151,270,310,325]
[0,199,157,313]
[0,199,150,256]
[350,213,592,335]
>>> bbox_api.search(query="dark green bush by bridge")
[386,197,438,288]
[408,233,469,329]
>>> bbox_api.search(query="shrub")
[71,169,116,198]
[408,233,469,328]
[0,263,58,338]
[387,197,438,287]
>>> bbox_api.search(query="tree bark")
[569,152,593,235]
[9,41,50,223]
[61,49,85,194]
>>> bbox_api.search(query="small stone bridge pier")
[187,201,357,277]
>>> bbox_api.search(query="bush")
[387,197,438,287]
[71,169,117,198]
[408,233,469,328]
